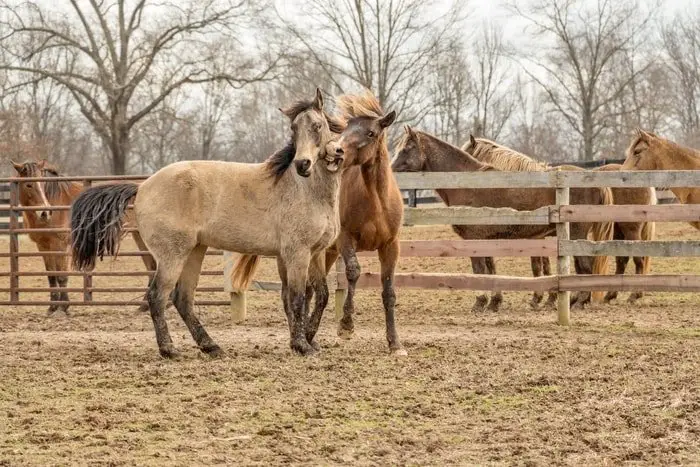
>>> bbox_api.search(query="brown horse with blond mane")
[622,129,700,231]
[10,160,156,315]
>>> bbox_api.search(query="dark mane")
[265,140,296,182]
[283,99,345,135]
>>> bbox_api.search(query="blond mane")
[465,137,549,172]
[335,89,384,123]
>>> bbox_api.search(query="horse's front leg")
[470,257,488,313]
[338,236,359,339]
[40,250,60,316]
[530,256,544,309]
[542,256,558,308]
[281,249,314,356]
[378,239,406,355]
[571,256,593,308]
[54,248,70,314]
[306,253,329,350]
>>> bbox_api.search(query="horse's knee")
[345,260,361,283]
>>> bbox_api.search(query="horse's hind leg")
[604,227,627,304]
[132,231,173,312]
[147,255,188,359]
[530,257,544,309]
[470,257,488,313]
[571,256,593,308]
[171,245,222,357]
[542,257,557,308]
[485,257,503,312]
[379,239,405,355]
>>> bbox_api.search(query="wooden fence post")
[335,257,346,321]
[223,251,246,323]
[9,181,19,303]
[555,175,571,326]
[82,180,93,302]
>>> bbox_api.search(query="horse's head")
[280,88,339,177]
[11,159,52,221]
[622,128,662,171]
[391,126,425,172]
[335,91,396,166]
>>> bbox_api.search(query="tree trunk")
[109,124,130,175]
[582,112,594,162]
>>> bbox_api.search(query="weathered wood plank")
[337,272,558,292]
[561,240,700,257]
[559,204,700,223]
[394,170,700,190]
[559,274,700,292]
[356,239,557,258]
[556,186,571,326]
[403,206,552,226]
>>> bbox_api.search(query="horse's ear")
[470,134,477,146]
[11,160,23,172]
[279,107,294,120]
[405,125,416,140]
[313,88,324,111]
[379,110,397,129]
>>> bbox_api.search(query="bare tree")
[470,24,515,140]
[662,8,700,147]
[0,0,280,174]
[282,0,466,122]
[510,0,657,161]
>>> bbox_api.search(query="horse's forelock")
[336,90,383,122]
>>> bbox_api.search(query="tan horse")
[71,89,345,358]
[11,160,155,314]
[592,164,656,303]
[392,128,613,311]
[461,136,614,305]
[622,129,700,231]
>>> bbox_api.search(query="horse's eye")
[25,183,32,189]
[367,130,375,137]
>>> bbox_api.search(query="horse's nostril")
[335,147,344,156]
[302,159,311,171]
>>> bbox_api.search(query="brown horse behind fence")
[10,160,156,314]
[622,129,700,231]
[592,163,656,303]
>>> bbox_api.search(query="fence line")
[2,171,700,327]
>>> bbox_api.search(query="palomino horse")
[461,136,614,306]
[622,129,700,231]
[233,90,406,355]
[11,160,155,314]
[71,89,345,358]
[392,128,613,311]
[592,164,656,303]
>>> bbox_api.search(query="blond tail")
[640,188,657,275]
[591,187,615,302]
[230,255,261,291]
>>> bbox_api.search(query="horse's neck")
[421,135,487,206]
[657,145,700,170]
[309,167,342,206]
[361,152,395,211]
[46,180,83,205]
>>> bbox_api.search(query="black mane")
[264,140,297,182]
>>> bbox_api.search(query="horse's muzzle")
[39,210,52,221]
[295,159,312,177]
[324,144,344,173]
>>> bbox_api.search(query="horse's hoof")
[487,303,501,312]
[390,347,408,357]
[291,340,316,356]
[308,339,321,351]
[159,346,181,359]
[337,327,354,340]
[202,344,225,358]
[138,303,149,313]
[471,304,486,314]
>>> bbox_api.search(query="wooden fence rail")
[3,171,700,327]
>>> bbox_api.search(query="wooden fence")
[2,171,699,327]
[225,170,700,326]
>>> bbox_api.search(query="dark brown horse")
[11,160,156,314]
[328,90,406,355]
[392,128,613,311]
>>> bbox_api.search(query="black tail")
[71,183,139,271]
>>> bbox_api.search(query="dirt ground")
[1,223,699,466]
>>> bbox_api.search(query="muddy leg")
[484,257,502,312]
[41,254,60,315]
[470,257,488,313]
[542,257,558,308]
[604,256,628,304]
[338,237,359,338]
[54,253,70,314]
[282,250,313,356]
[147,258,186,359]
[306,253,328,350]
[530,257,544,309]
[133,231,174,312]
[570,256,593,308]
[171,245,222,357]
[276,258,293,334]
[379,239,405,355]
